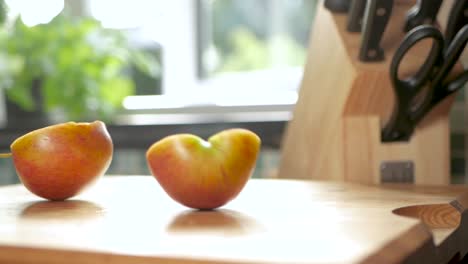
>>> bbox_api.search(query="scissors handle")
[382,26,444,142]
[390,25,444,95]
[445,0,468,44]
[445,71,468,93]
[383,25,468,142]
[430,25,468,107]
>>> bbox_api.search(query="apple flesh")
[146,129,261,210]
[10,121,113,201]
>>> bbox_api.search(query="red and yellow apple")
[146,129,261,210]
[5,121,113,201]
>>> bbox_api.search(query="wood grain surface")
[0,176,467,263]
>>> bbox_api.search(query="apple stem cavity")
[200,140,212,148]
[0,153,12,158]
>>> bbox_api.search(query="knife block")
[279,1,461,185]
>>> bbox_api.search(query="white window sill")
[116,68,302,125]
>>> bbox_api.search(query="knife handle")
[324,0,350,13]
[445,0,468,43]
[347,0,367,32]
[359,0,394,62]
[404,0,443,32]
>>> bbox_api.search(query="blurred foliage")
[0,8,159,121]
[219,27,307,72]
[0,0,5,25]
[210,0,316,74]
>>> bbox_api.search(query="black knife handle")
[404,0,443,32]
[445,0,468,43]
[324,0,351,13]
[359,0,394,62]
[347,0,367,32]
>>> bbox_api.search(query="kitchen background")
[0,0,466,186]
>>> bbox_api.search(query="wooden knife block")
[279,1,461,185]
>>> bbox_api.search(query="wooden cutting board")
[0,176,467,264]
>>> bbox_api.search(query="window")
[3,0,317,110]
[119,0,318,110]
[198,0,315,77]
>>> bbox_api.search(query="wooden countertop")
[0,176,467,264]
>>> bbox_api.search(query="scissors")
[381,24,468,142]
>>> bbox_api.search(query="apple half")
[146,128,261,210]
[5,121,113,201]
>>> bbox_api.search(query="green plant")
[0,11,159,121]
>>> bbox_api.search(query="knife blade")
[359,0,394,62]
[324,0,350,13]
[347,0,367,32]
[403,0,443,32]
[445,0,468,43]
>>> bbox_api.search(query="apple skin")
[146,129,261,210]
[10,121,113,201]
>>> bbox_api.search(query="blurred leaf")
[210,0,313,75]
[100,77,134,107]
[5,76,35,111]
[42,74,62,110]
[269,34,307,66]
[129,50,160,77]
[0,0,6,26]
[219,27,269,72]
[0,53,24,77]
